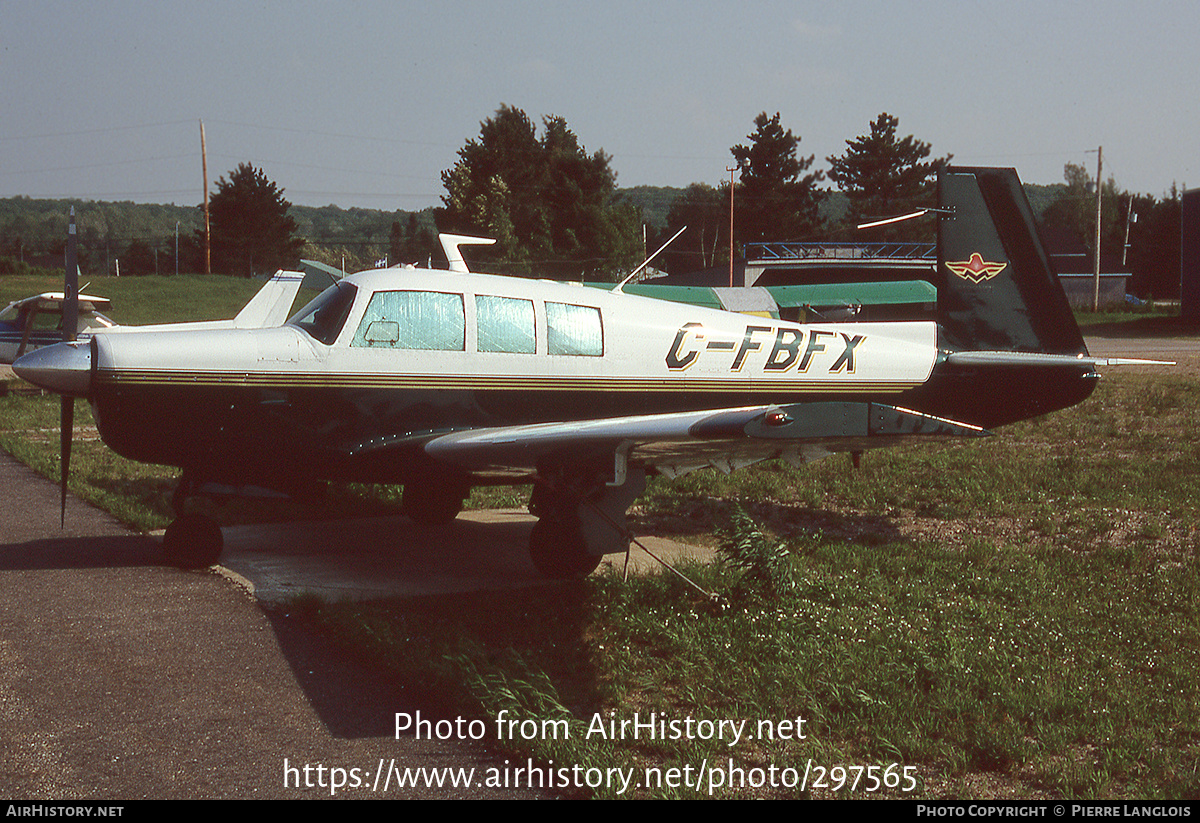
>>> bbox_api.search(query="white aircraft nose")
[13,340,92,396]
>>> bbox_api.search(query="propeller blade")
[60,396,73,528]
[64,208,78,344]
[60,207,78,525]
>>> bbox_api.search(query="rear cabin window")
[351,290,465,350]
[546,302,603,356]
[477,295,535,354]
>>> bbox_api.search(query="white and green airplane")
[15,168,1160,577]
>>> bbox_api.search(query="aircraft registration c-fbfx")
[14,167,1165,577]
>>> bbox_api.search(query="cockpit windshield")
[287,282,357,345]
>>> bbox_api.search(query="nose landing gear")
[161,472,223,569]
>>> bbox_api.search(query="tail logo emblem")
[946,252,1008,283]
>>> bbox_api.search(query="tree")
[663,183,729,274]
[730,112,825,247]
[402,212,438,265]
[1039,163,1096,251]
[388,220,403,264]
[121,238,157,276]
[438,105,641,279]
[1127,188,1181,299]
[826,113,950,240]
[1039,162,1129,275]
[206,163,305,277]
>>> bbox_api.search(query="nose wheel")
[162,512,224,569]
[163,472,223,568]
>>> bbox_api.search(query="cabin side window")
[350,290,465,351]
[476,295,535,354]
[546,302,603,356]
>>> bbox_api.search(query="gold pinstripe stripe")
[96,369,919,393]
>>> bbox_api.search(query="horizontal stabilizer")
[947,351,1175,368]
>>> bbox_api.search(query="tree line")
[435,108,953,280]
[0,189,440,278]
[0,105,1185,296]
[438,106,1181,295]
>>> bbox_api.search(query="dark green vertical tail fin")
[937,166,1087,355]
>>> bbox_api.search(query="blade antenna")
[60,208,78,527]
[856,206,953,230]
[613,225,687,293]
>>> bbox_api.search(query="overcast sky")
[2,0,1195,210]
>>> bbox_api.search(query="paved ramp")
[0,454,550,799]
[217,509,712,603]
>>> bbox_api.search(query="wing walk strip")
[96,369,920,393]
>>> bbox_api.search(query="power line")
[0,154,195,177]
[0,120,195,142]
[205,119,455,149]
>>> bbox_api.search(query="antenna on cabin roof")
[613,225,688,293]
[439,234,496,273]
[856,207,952,230]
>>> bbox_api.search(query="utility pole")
[1122,193,1136,268]
[200,120,211,275]
[1092,145,1103,312]
[727,166,737,287]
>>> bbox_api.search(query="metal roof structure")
[742,242,937,288]
[745,241,936,263]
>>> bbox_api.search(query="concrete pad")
[209,509,714,603]
[1085,334,1200,359]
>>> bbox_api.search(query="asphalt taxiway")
[0,454,695,799]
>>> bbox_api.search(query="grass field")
[0,273,274,326]
[0,273,1197,798]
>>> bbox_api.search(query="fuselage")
[84,268,936,482]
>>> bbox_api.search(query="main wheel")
[529,517,602,579]
[402,483,467,526]
[163,513,224,569]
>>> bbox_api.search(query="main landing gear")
[161,473,224,569]
[527,463,646,579]
[401,478,470,526]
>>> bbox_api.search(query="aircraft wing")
[98,271,306,335]
[2,292,113,315]
[416,402,989,480]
